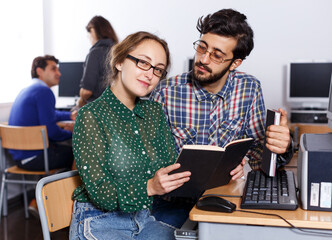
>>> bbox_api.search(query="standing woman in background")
[69,31,191,239]
[77,15,119,107]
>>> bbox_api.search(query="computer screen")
[326,74,332,129]
[188,58,194,71]
[286,62,332,109]
[58,62,84,97]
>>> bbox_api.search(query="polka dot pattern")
[72,88,178,213]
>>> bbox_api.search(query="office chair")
[35,170,81,240]
[0,124,61,220]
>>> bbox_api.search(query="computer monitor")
[58,62,84,97]
[286,62,332,110]
[326,74,332,129]
[188,58,194,71]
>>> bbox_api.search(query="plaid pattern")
[150,71,266,169]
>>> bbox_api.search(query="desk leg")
[198,222,332,240]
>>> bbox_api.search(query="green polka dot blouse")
[72,88,178,213]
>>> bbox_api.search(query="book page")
[182,144,225,151]
[224,138,254,148]
[182,138,253,151]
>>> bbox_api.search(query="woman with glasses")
[77,16,119,107]
[69,31,191,240]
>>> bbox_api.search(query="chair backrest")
[0,124,49,150]
[36,170,81,239]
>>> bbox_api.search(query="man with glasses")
[149,9,293,228]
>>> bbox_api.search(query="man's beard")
[192,61,232,86]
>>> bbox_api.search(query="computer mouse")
[196,196,236,213]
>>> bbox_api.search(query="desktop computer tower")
[298,133,332,211]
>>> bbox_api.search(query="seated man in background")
[8,55,76,171]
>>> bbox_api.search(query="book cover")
[261,109,281,177]
[166,138,254,198]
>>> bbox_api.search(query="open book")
[166,138,254,198]
[261,109,281,177]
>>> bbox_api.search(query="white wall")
[0,0,44,103]
[43,0,332,111]
[2,0,332,111]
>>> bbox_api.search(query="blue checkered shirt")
[150,70,266,169]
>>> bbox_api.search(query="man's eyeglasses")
[126,55,167,78]
[193,40,233,64]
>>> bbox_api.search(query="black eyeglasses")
[126,55,167,78]
[193,40,233,64]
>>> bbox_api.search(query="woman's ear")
[230,59,242,71]
[115,63,122,72]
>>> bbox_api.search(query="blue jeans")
[69,201,176,240]
[151,197,195,228]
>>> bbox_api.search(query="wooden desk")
[290,123,332,146]
[290,123,332,136]
[190,163,332,240]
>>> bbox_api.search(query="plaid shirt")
[150,70,266,169]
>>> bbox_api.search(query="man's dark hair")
[196,9,254,60]
[31,55,59,78]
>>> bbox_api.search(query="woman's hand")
[147,163,191,196]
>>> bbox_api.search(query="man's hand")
[147,163,191,196]
[62,122,75,132]
[265,108,291,154]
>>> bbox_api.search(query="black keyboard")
[241,170,298,210]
